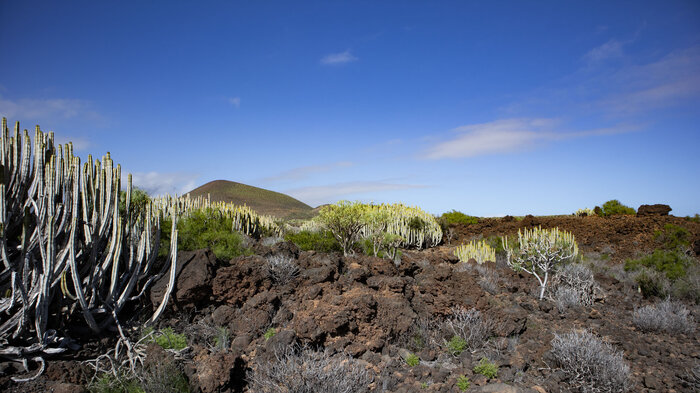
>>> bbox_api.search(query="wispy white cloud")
[262,161,353,183]
[0,96,101,122]
[424,118,634,160]
[320,50,358,65]
[287,181,427,206]
[602,45,700,113]
[584,39,625,64]
[129,171,200,197]
[228,97,241,108]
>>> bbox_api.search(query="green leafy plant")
[624,249,694,281]
[405,353,420,367]
[440,210,478,225]
[284,230,342,253]
[598,200,636,216]
[160,208,251,261]
[654,223,691,251]
[88,372,144,393]
[456,375,471,391]
[447,335,467,356]
[154,327,187,350]
[264,327,276,340]
[317,201,367,256]
[473,357,498,379]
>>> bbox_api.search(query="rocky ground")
[2,214,699,392]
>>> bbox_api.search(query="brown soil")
[2,215,698,393]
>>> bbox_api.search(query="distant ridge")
[186,180,314,219]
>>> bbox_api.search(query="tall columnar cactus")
[503,226,578,300]
[0,118,178,381]
[454,240,496,264]
[151,193,281,238]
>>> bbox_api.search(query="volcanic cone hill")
[186,180,314,219]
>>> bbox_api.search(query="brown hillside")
[186,180,314,219]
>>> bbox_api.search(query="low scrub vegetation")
[316,200,442,256]
[552,263,600,311]
[142,327,188,351]
[266,254,300,285]
[439,210,479,226]
[473,357,498,379]
[633,298,695,334]
[442,307,495,354]
[550,330,632,393]
[596,199,636,217]
[284,230,342,252]
[160,208,251,261]
[246,346,373,393]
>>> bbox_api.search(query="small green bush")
[408,216,427,231]
[143,327,187,351]
[119,187,151,224]
[686,214,700,223]
[633,268,670,298]
[264,327,276,340]
[447,335,467,356]
[598,200,635,216]
[284,230,342,253]
[88,373,144,393]
[456,375,471,391]
[159,209,251,261]
[156,328,187,350]
[440,210,479,226]
[654,223,691,250]
[473,357,498,379]
[405,353,420,367]
[624,249,694,281]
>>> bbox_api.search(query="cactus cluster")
[374,203,442,249]
[454,240,496,264]
[152,193,280,238]
[574,208,595,217]
[0,118,178,380]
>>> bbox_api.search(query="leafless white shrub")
[550,330,632,393]
[266,254,300,285]
[479,270,500,294]
[246,345,373,393]
[261,236,284,247]
[552,263,600,309]
[633,298,695,334]
[443,307,495,353]
[555,287,581,313]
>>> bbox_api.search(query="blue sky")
[1,1,699,216]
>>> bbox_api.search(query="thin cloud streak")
[602,45,700,114]
[287,181,427,206]
[228,97,241,108]
[584,39,625,64]
[0,96,100,122]
[130,171,200,197]
[424,118,635,160]
[320,50,357,65]
[262,161,353,183]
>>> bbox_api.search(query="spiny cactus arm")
[66,185,100,333]
[148,210,178,325]
[33,215,54,342]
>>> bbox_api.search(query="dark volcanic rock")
[150,249,217,311]
[637,204,672,216]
